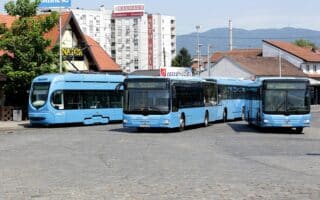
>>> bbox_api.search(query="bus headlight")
[263,119,269,123]
[304,119,310,124]
[163,119,170,125]
[123,119,128,124]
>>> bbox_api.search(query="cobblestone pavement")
[0,113,319,199]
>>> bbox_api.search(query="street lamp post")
[207,44,212,77]
[196,25,201,76]
[59,11,62,73]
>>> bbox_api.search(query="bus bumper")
[260,114,311,128]
[28,112,54,125]
[123,114,179,129]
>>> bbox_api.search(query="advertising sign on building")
[160,67,193,77]
[148,14,153,69]
[112,4,145,17]
[39,0,71,8]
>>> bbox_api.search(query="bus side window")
[52,91,64,110]
[172,85,180,111]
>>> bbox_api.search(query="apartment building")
[72,6,112,55]
[72,4,176,72]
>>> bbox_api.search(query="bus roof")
[206,77,254,86]
[126,75,204,82]
[32,72,124,83]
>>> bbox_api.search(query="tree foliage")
[293,39,317,49]
[171,47,192,67]
[5,0,41,18]
[0,0,59,109]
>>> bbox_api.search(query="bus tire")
[247,113,252,126]
[179,114,185,132]
[203,112,209,127]
[294,127,303,134]
[223,109,227,122]
[136,127,145,132]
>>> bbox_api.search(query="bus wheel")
[136,127,145,132]
[294,127,303,134]
[179,115,185,131]
[223,110,227,122]
[247,113,252,126]
[204,112,209,127]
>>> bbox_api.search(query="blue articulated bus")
[206,77,253,122]
[122,76,218,131]
[244,77,311,133]
[28,72,124,126]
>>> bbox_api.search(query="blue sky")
[1,0,319,34]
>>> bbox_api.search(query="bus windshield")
[124,89,170,114]
[263,89,310,114]
[31,82,50,109]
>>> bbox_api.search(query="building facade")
[72,4,176,72]
[72,6,113,56]
[262,40,320,104]
[262,40,320,79]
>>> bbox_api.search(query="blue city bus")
[28,72,124,126]
[122,76,218,131]
[206,77,254,122]
[244,77,311,133]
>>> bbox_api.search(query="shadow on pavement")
[110,124,205,134]
[228,122,305,135]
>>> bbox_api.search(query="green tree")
[0,0,59,112]
[5,0,40,17]
[293,39,317,49]
[171,47,192,67]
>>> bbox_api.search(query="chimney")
[229,19,233,51]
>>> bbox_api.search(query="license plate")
[282,124,292,127]
[140,124,150,128]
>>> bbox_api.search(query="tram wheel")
[294,127,303,134]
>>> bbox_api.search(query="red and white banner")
[148,14,153,69]
[112,12,144,17]
[113,4,144,18]
[160,67,193,77]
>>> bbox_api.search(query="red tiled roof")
[43,12,70,49]
[191,62,204,69]
[211,49,262,63]
[1,12,120,72]
[226,55,306,77]
[85,35,121,72]
[0,14,17,57]
[0,14,18,28]
[263,40,320,62]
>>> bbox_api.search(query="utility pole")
[228,19,233,51]
[207,44,212,77]
[59,9,62,73]
[196,25,201,76]
[163,47,166,67]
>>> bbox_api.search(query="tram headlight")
[263,119,269,123]
[304,119,310,124]
[163,119,170,125]
[123,119,128,124]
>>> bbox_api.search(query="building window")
[306,64,310,72]
[313,65,317,72]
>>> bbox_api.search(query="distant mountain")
[177,27,320,56]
